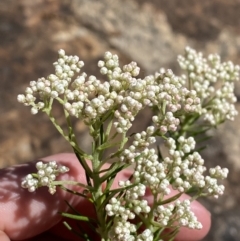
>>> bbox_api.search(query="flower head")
[21,161,69,194]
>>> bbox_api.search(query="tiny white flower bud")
[36,162,43,170]
[31,107,38,115]
[41,176,49,185]
[58,49,65,57]
[100,67,108,75]
[104,51,112,60]
[17,94,26,103]
[28,186,36,192]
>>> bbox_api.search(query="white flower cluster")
[151,69,203,134]
[154,200,202,229]
[107,130,229,239]
[135,148,170,195]
[108,218,136,241]
[18,48,238,240]
[68,50,142,129]
[21,161,69,194]
[120,129,172,195]
[135,229,154,241]
[17,49,84,115]
[106,197,136,220]
[106,181,152,241]
[105,182,150,219]
[18,47,239,132]
[178,46,240,125]
[164,136,228,197]
[120,126,156,163]
[108,218,154,241]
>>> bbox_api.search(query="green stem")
[73,149,93,181]
[43,105,86,155]
[52,180,92,189]
[89,122,108,239]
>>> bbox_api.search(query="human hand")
[0,153,211,241]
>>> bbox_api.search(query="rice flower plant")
[18,47,239,240]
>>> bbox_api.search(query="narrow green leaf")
[60,186,89,199]
[100,163,130,183]
[158,192,182,205]
[60,212,91,222]
[97,141,121,151]
[63,221,91,241]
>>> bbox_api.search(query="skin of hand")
[0,153,211,241]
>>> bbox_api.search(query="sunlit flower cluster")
[17,49,84,115]
[21,161,69,194]
[18,47,239,241]
[178,46,239,125]
[154,199,202,229]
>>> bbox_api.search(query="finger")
[19,231,70,241]
[0,231,10,241]
[0,153,86,240]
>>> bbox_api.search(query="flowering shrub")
[18,47,239,240]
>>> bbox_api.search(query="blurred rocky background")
[0,0,240,240]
